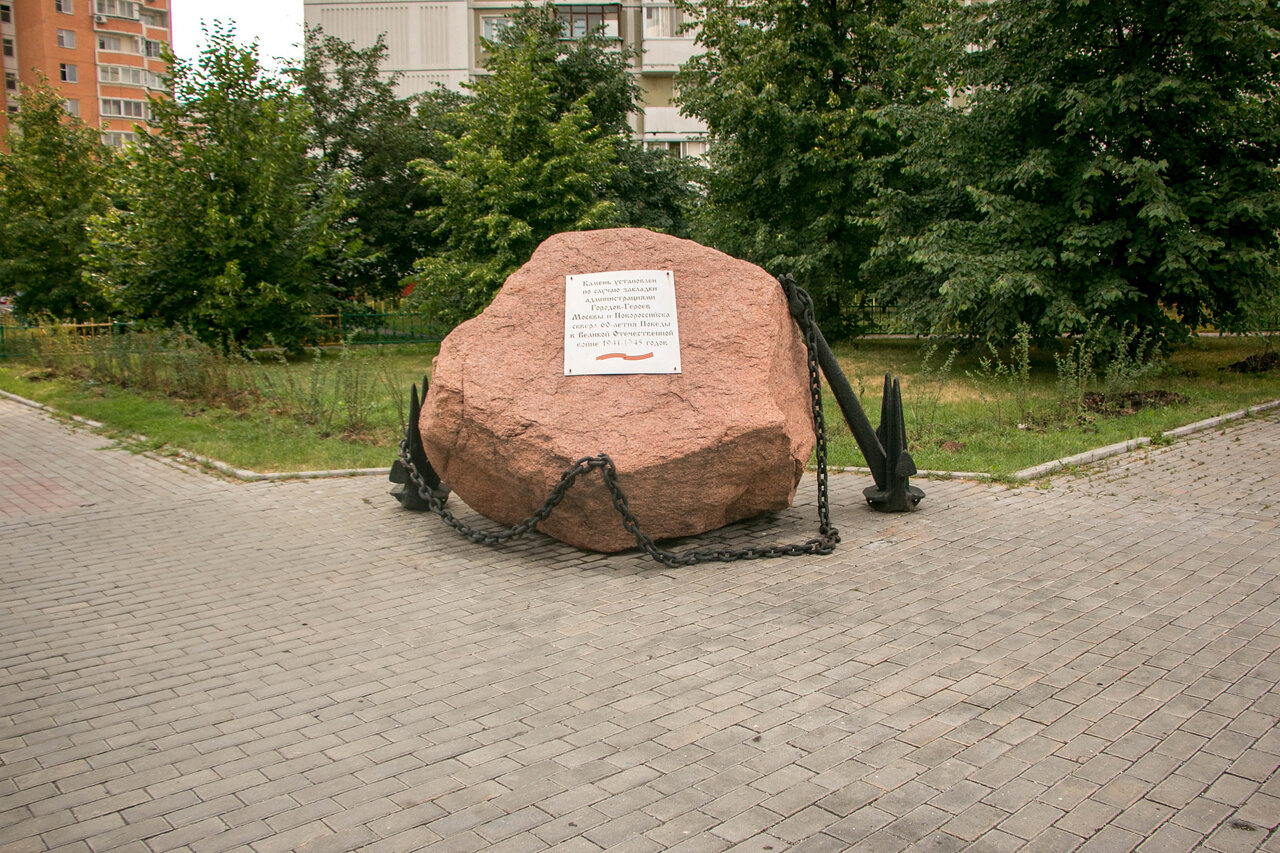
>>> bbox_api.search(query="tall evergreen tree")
[0,81,114,320]
[871,0,1280,346]
[677,0,950,336]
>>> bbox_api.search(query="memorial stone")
[420,227,815,552]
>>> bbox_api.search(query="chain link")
[399,276,840,567]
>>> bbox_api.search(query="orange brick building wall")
[1,0,170,143]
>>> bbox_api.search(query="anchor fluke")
[862,375,924,512]
[390,375,449,510]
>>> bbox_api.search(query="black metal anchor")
[779,275,923,512]
[389,375,449,510]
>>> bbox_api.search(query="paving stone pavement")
[2,394,1279,853]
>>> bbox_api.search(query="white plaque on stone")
[564,269,681,375]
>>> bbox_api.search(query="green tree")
[677,0,949,336]
[408,3,695,326]
[294,29,464,302]
[871,0,1280,347]
[0,80,115,320]
[89,26,353,350]
[534,5,697,237]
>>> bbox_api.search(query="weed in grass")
[1101,325,1164,401]
[246,339,398,442]
[19,323,248,408]
[376,357,409,437]
[157,331,252,408]
[254,345,339,434]
[27,322,90,378]
[1055,336,1095,417]
[335,341,379,439]
[967,322,1033,428]
[908,342,958,445]
[1054,319,1169,416]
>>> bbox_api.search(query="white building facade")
[302,0,708,156]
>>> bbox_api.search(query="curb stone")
[3,387,1278,485]
[1010,397,1280,481]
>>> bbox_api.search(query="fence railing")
[312,313,446,346]
[862,301,901,334]
[0,320,136,360]
[0,314,447,360]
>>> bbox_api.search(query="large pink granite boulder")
[420,227,814,552]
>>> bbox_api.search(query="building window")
[480,16,511,41]
[2,37,13,57]
[100,64,133,84]
[103,130,136,147]
[5,72,17,92]
[140,8,166,27]
[55,0,72,13]
[98,64,161,88]
[557,5,619,39]
[100,97,148,119]
[98,35,125,52]
[143,39,164,58]
[0,3,10,23]
[59,63,77,83]
[95,0,137,18]
[57,29,76,48]
[64,98,79,116]
[643,5,684,38]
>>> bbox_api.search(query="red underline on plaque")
[596,352,655,361]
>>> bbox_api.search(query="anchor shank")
[806,321,889,489]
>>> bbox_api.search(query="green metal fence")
[0,314,448,359]
[313,312,446,346]
[0,320,135,360]
[862,302,901,334]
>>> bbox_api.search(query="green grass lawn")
[835,335,1280,475]
[2,335,1278,477]
[0,343,440,472]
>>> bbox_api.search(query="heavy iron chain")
[398,276,840,567]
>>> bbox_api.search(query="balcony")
[639,37,698,72]
[639,106,706,138]
[95,0,140,19]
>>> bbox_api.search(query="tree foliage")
[677,0,949,335]
[408,3,695,326]
[0,80,115,320]
[294,29,464,301]
[871,0,1280,347]
[89,27,352,350]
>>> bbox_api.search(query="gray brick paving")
[2,396,1279,851]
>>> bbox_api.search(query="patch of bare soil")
[1081,389,1187,415]
[1226,351,1280,373]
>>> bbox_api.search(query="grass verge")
[2,335,1278,478]
[826,336,1280,475]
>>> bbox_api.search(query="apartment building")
[302,0,707,156]
[0,0,171,145]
